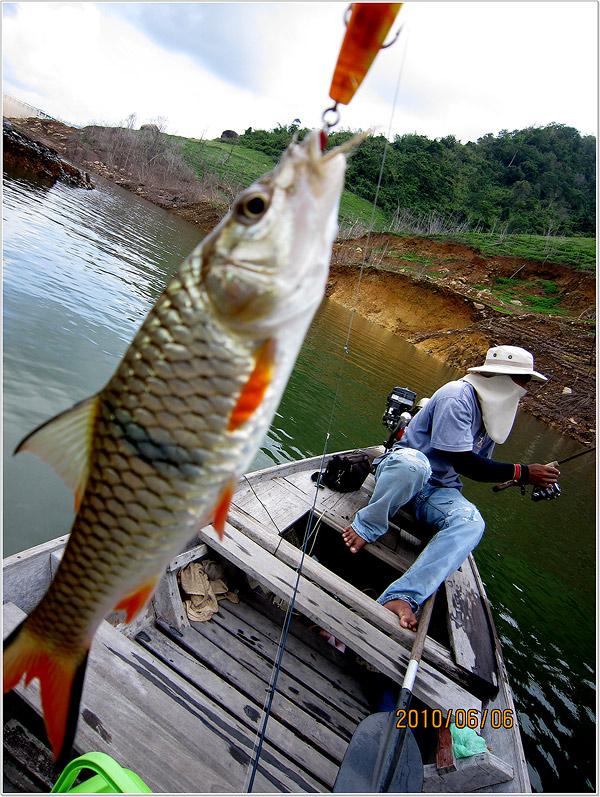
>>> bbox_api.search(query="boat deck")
[4,586,373,793]
[3,449,531,793]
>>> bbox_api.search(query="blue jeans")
[351,447,485,611]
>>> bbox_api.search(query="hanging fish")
[3,128,366,766]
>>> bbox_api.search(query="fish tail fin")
[3,620,89,766]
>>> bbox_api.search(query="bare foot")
[342,526,367,553]
[383,598,418,631]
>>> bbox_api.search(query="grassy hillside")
[170,134,391,233]
[429,233,595,273]
[432,233,595,273]
[167,133,594,273]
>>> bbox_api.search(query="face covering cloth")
[461,373,527,444]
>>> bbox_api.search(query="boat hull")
[3,448,531,793]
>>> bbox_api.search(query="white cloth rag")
[179,560,239,622]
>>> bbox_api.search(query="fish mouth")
[272,127,368,189]
[320,129,370,160]
[291,128,369,183]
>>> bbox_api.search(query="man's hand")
[527,462,560,486]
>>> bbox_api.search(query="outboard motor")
[382,387,417,449]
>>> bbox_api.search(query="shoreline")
[4,116,595,445]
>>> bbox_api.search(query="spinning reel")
[525,483,562,502]
[495,448,595,501]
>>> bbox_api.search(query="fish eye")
[235,192,270,224]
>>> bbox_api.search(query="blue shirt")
[398,380,495,490]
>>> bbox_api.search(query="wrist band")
[513,464,521,483]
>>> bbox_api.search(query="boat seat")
[423,725,514,792]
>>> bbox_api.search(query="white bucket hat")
[468,345,547,382]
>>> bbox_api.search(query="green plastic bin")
[51,751,152,793]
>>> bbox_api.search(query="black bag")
[311,452,372,493]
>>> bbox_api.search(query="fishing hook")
[381,22,404,49]
[342,3,403,49]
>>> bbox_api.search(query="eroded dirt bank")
[328,238,595,445]
[5,117,596,444]
[4,117,227,233]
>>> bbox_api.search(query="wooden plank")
[210,601,369,723]
[156,618,350,763]
[276,474,346,514]
[445,558,498,692]
[227,504,479,694]
[246,468,416,571]
[3,603,325,793]
[168,543,209,572]
[272,465,425,562]
[277,464,425,551]
[436,726,457,773]
[152,542,211,631]
[423,752,514,792]
[3,536,68,613]
[271,472,368,525]
[232,446,382,536]
[389,504,429,539]
[3,718,56,791]
[189,613,361,737]
[197,521,482,718]
[152,567,189,631]
[234,476,311,533]
[241,447,382,491]
[242,587,366,679]
[322,510,417,574]
[136,625,338,789]
[220,597,370,709]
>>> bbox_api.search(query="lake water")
[3,170,596,792]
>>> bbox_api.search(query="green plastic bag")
[449,722,488,758]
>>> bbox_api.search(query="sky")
[2,2,598,143]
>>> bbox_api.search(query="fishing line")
[243,500,322,793]
[321,27,410,454]
[245,30,409,793]
[241,473,281,533]
[307,510,327,557]
[308,26,410,530]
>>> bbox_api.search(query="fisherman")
[342,345,560,631]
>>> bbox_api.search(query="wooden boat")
[3,445,531,793]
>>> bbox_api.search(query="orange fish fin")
[113,577,160,624]
[228,339,276,432]
[213,481,235,540]
[3,620,89,766]
[14,395,101,511]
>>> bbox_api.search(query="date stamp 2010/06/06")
[396,708,514,730]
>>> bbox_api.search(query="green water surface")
[3,171,595,792]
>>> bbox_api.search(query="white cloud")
[3,2,597,142]
[388,2,598,141]
[4,4,239,134]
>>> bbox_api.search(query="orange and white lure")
[4,129,365,766]
[329,3,403,107]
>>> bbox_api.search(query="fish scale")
[4,128,366,765]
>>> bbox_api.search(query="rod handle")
[493,460,560,492]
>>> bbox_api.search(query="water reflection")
[3,171,595,793]
[3,172,203,553]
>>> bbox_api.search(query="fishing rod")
[492,446,596,501]
[555,447,596,467]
